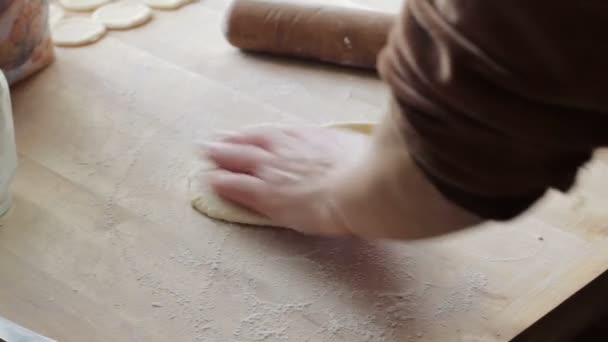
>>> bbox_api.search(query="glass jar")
[0,0,54,85]
[0,71,16,217]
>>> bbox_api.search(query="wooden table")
[1,1,607,341]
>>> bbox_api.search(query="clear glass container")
[0,71,16,217]
[0,0,51,216]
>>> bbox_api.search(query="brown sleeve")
[377,0,608,220]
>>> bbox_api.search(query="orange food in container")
[0,0,54,86]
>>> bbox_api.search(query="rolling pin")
[223,0,395,69]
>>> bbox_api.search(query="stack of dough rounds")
[51,0,193,47]
[58,0,112,12]
[190,122,376,226]
[92,2,153,29]
[49,3,65,27]
[143,0,192,10]
[51,17,107,47]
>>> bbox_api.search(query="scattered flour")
[100,191,490,342]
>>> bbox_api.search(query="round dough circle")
[92,2,153,30]
[49,4,65,27]
[190,122,376,226]
[58,0,112,12]
[52,18,107,47]
[143,0,192,10]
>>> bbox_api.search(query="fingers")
[207,171,273,214]
[201,142,273,174]
[199,125,298,175]
[256,165,303,184]
[219,125,293,150]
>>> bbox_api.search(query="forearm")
[328,102,482,240]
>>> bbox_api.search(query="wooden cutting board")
[0,1,607,341]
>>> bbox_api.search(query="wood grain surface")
[1,1,607,341]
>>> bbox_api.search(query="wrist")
[320,157,381,239]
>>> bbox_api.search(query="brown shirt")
[378,0,608,220]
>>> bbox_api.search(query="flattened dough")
[49,4,65,27]
[192,182,277,227]
[52,18,107,47]
[58,0,112,12]
[190,122,375,226]
[143,0,192,10]
[92,2,153,29]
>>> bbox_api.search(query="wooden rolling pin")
[223,0,395,69]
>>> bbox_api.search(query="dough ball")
[92,2,153,30]
[52,18,107,47]
[143,0,192,10]
[58,0,112,12]
[321,121,375,135]
[190,122,375,226]
[49,4,65,27]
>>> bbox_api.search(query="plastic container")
[0,71,16,217]
[0,0,54,85]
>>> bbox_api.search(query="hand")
[201,124,371,236]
